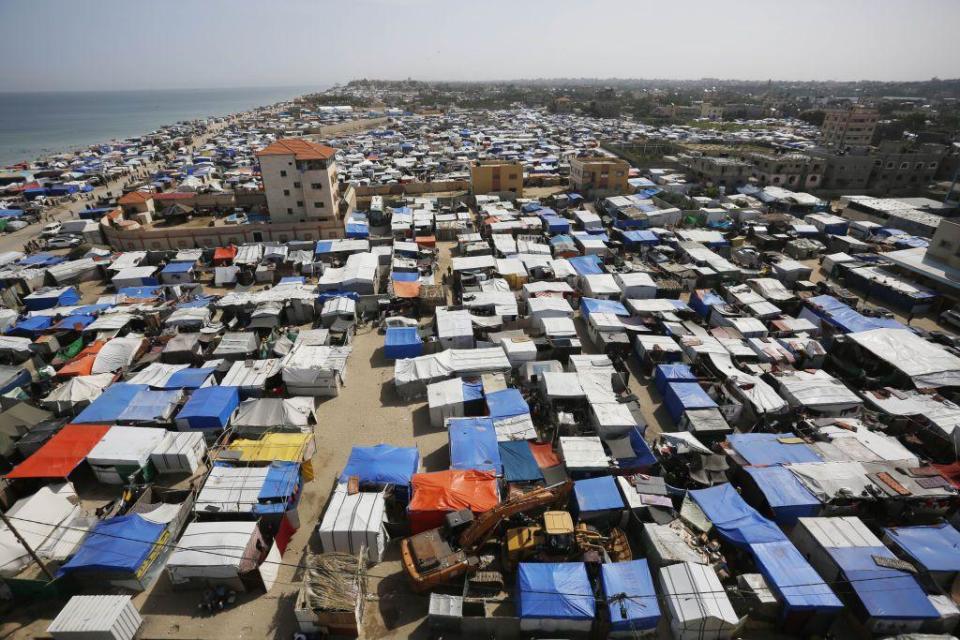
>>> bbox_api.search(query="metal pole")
[0,510,55,581]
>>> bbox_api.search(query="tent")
[448,417,501,474]
[23,287,80,311]
[654,364,697,395]
[90,336,144,374]
[150,431,206,475]
[0,484,89,577]
[384,327,423,360]
[160,261,195,285]
[663,382,717,424]
[883,523,960,590]
[41,373,115,414]
[408,469,499,533]
[231,397,316,435]
[518,563,595,635]
[5,424,109,479]
[116,388,183,424]
[498,441,543,483]
[318,484,388,563]
[600,560,660,636]
[743,466,821,525]
[659,562,740,640]
[340,444,419,498]
[176,386,240,432]
[167,521,265,588]
[727,433,822,466]
[427,377,484,428]
[574,475,625,524]
[72,383,147,424]
[85,426,167,484]
[57,514,167,590]
[485,388,529,421]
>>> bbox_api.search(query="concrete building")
[569,156,630,197]
[257,138,348,236]
[681,155,752,190]
[749,153,823,191]
[470,160,523,197]
[867,141,944,195]
[820,105,879,148]
[118,191,155,216]
[928,218,960,271]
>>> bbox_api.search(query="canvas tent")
[318,483,388,563]
[166,521,266,589]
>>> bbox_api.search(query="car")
[40,221,62,236]
[224,212,247,225]
[941,310,960,331]
[45,235,82,249]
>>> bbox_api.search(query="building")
[927,218,960,271]
[819,105,879,148]
[117,191,155,216]
[551,96,573,114]
[700,102,724,120]
[569,156,630,197]
[749,153,823,191]
[882,219,960,307]
[681,155,752,190]
[470,160,523,197]
[839,196,946,237]
[257,138,349,236]
[811,142,947,194]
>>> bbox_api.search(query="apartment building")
[257,138,346,235]
[749,153,823,191]
[471,160,523,197]
[569,156,630,196]
[681,155,752,190]
[820,105,879,148]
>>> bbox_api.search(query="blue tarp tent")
[346,222,369,238]
[314,241,334,255]
[884,523,960,575]
[278,276,305,285]
[803,295,907,334]
[690,290,726,318]
[52,314,96,332]
[448,417,501,474]
[544,216,570,234]
[690,484,785,547]
[486,388,529,420]
[8,315,53,337]
[828,546,939,622]
[620,229,659,248]
[750,541,843,614]
[600,560,660,633]
[728,433,822,466]
[118,389,182,423]
[176,386,240,430]
[57,514,164,577]
[384,327,423,360]
[18,253,65,268]
[161,262,193,276]
[580,297,629,318]
[611,427,657,470]
[743,466,820,525]
[574,475,624,514]
[498,441,543,482]
[390,271,420,282]
[73,383,147,423]
[654,363,697,394]
[663,382,717,424]
[521,202,542,213]
[518,563,595,621]
[254,461,302,515]
[162,367,215,389]
[340,444,420,487]
[118,286,162,299]
[567,255,603,276]
[24,287,80,311]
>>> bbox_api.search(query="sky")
[1,0,958,92]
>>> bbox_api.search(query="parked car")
[40,221,62,236]
[46,235,82,249]
[224,212,247,225]
[941,309,960,331]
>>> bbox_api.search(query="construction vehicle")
[502,510,632,571]
[400,481,573,592]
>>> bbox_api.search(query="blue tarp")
[728,433,822,466]
[161,262,193,275]
[461,380,483,403]
[18,254,65,268]
[612,427,657,470]
[176,296,213,309]
[567,255,603,276]
[498,441,543,482]
[52,314,96,331]
[827,546,939,621]
[574,475,624,513]
[654,363,696,395]
[162,367,215,389]
[316,291,359,305]
[448,417,501,474]
[73,383,147,423]
[750,541,843,613]
[384,327,423,360]
[118,389,182,423]
[8,315,53,336]
[518,563,596,620]
[485,388,529,420]
[805,295,908,334]
[176,386,240,430]
[600,560,660,632]
[390,271,420,282]
[743,466,820,525]
[57,514,164,577]
[279,276,305,285]
[883,523,960,573]
[522,202,542,213]
[621,230,659,247]
[118,286,162,299]
[340,444,419,487]
[690,290,725,318]
[24,287,80,310]
[314,241,334,255]
[544,216,570,234]
[663,382,717,424]
[255,461,301,515]
[690,484,785,547]
[346,223,369,238]
[580,297,629,318]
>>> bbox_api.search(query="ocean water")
[0,86,317,167]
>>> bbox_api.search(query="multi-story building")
[748,153,823,191]
[866,141,944,194]
[569,156,630,197]
[257,138,348,236]
[681,155,752,190]
[820,105,879,148]
[471,160,523,197]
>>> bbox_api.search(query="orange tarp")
[415,236,436,248]
[5,424,110,479]
[57,341,106,378]
[392,281,421,299]
[408,469,499,533]
[529,442,561,469]
[213,246,237,262]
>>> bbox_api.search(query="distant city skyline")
[1,0,958,92]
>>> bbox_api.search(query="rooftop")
[257,138,337,161]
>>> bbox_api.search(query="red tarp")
[5,424,110,479]
[57,340,106,378]
[408,469,499,533]
[933,462,960,490]
[529,442,561,469]
[415,236,436,248]
[213,246,237,264]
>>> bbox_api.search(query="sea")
[0,85,318,168]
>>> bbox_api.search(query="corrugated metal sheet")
[48,595,142,640]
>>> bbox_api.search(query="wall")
[306,116,389,139]
[101,217,343,251]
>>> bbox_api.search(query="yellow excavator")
[400,481,573,592]
[502,510,633,571]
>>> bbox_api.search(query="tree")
[797,110,826,126]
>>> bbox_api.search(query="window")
[293,181,301,188]
[314,202,324,208]
[508,173,518,180]
[311,183,323,190]
[286,208,293,214]
[886,162,895,169]
[283,189,290,196]
[929,162,938,169]
[280,170,287,177]
[296,201,303,207]
[915,163,924,170]
[900,162,909,170]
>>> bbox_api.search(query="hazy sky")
[2,0,958,92]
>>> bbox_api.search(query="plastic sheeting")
[498,441,543,483]
[690,484,786,547]
[73,383,147,423]
[176,386,239,430]
[408,469,499,533]
[749,540,842,613]
[58,514,164,576]
[167,521,259,582]
[883,523,960,573]
[384,327,423,360]
[574,475,624,513]
[847,328,960,388]
[600,560,660,632]
[340,444,419,487]
[485,388,529,420]
[663,382,717,424]
[743,466,821,525]
[518,562,595,620]
[117,389,183,423]
[318,484,387,563]
[448,417,501,474]
[728,433,822,466]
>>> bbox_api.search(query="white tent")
[281,344,351,397]
[317,484,388,563]
[111,266,157,289]
[150,431,207,475]
[91,336,144,374]
[848,328,960,388]
[220,358,282,393]
[166,521,264,586]
[0,485,90,577]
[232,397,316,435]
[194,466,269,514]
[86,426,167,485]
[427,377,468,428]
[435,308,474,350]
[659,562,741,640]
[774,369,862,416]
[614,272,656,299]
[41,373,115,413]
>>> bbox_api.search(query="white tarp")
[848,328,960,388]
[318,484,387,563]
[659,562,741,640]
[559,436,608,471]
[167,521,260,582]
[91,336,144,374]
[707,353,788,415]
[541,372,585,400]
[127,362,189,387]
[47,258,99,284]
[427,377,466,428]
[787,461,874,502]
[232,397,315,433]
[84,313,135,333]
[281,345,350,389]
[747,278,795,302]
[590,402,637,437]
[774,370,862,414]
[42,373,114,412]
[614,271,656,299]
[234,244,263,265]
[221,358,282,389]
[814,422,919,466]
[0,485,86,577]
[215,266,239,286]
[165,307,211,328]
[0,336,33,357]
[195,466,269,514]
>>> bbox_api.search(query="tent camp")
[166,521,269,591]
[318,484,388,563]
